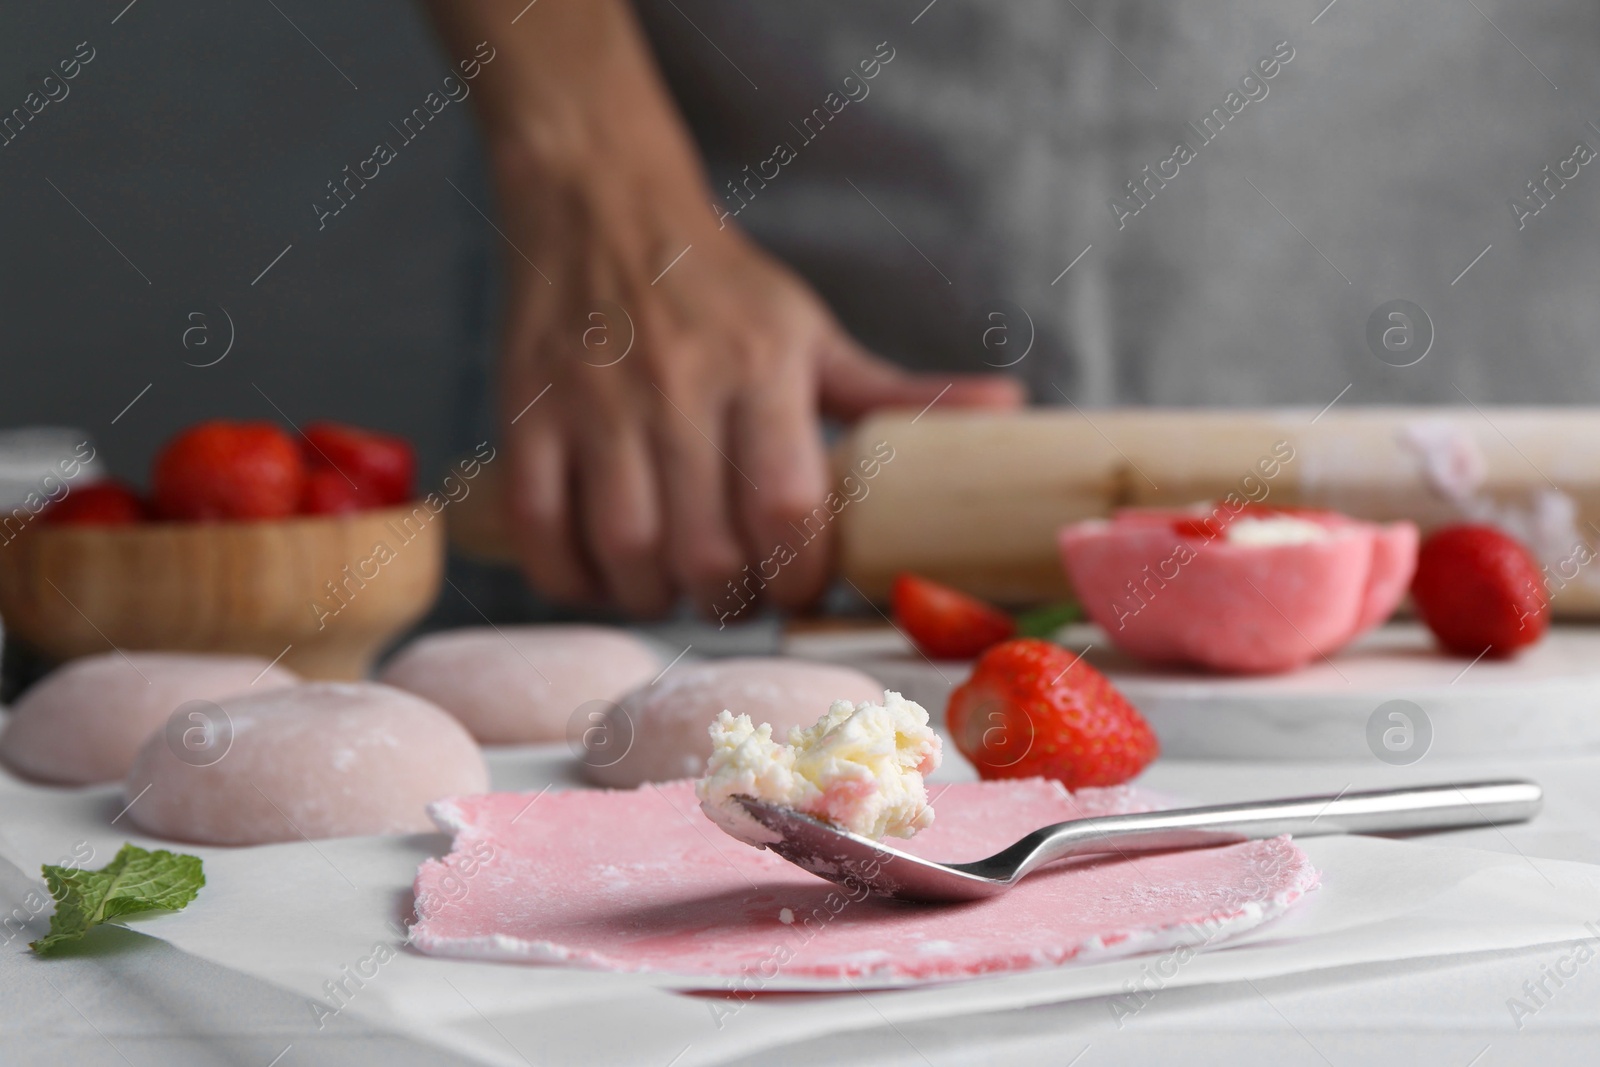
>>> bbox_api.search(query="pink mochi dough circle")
[583,657,884,787]
[379,626,663,744]
[0,651,299,785]
[410,779,1318,982]
[1059,514,1418,673]
[124,682,488,846]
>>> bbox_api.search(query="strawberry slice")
[1411,524,1548,657]
[947,638,1158,788]
[891,573,1017,660]
[42,481,148,526]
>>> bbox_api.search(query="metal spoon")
[736,779,1542,903]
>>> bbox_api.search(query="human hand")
[491,139,1022,618]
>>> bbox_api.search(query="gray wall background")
[637,1,1600,409]
[4,1,1599,497]
[0,2,493,491]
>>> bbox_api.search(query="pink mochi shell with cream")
[1058,507,1418,674]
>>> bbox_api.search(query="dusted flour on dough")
[696,691,941,844]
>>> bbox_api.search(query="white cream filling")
[696,690,941,845]
[1225,516,1330,546]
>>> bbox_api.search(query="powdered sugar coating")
[583,658,881,787]
[410,779,1317,984]
[379,625,661,744]
[124,682,488,845]
[0,651,299,785]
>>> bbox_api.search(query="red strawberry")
[891,573,1016,660]
[947,638,1158,788]
[300,422,414,507]
[153,421,306,520]
[42,481,148,526]
[300,467,380,515]
[1172,517,1223,539]
[1411,524,1548,657]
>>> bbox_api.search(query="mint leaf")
[1015,601,1082,639]
[31,843,205,956]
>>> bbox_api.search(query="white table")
[6,746,1599,1066]
[5,616,1600,1065]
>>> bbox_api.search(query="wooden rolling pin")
[448,407,1600,616]
[838,407,1600,613]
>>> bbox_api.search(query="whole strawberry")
[891,573,1016,660]
[947,638,1158,788]
[42,481,147,526]
[299,467,378,515]
[153,421,305,520]
[1411,524,1548,657]
[301,422,415,507]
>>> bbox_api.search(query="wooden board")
[783,623,1600,761]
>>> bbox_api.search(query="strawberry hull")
[1058,513,1418,674]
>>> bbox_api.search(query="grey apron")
[636,1,1600,408]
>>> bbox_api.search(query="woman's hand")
[427,0,1022,617]
[493,140,1019,617]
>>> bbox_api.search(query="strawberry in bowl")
[1058,504,1418,674]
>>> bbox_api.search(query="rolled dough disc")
[410,779,1316,986]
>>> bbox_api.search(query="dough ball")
[124,682,488,846]
[583,657,883,787]
[0,651,299,785]
[379,625,662,744]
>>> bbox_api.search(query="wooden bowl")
[0,505,444,680]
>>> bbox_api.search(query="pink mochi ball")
[0,651,299,785]
[379,625,663,744]
[583,657,884,787]
[124,682,488,846]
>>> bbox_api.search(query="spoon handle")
[1017,779,1542,878]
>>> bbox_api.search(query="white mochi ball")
[123,682,488,846]
[583,657,884,787]
[378,625,662,744]
[0,652,299,785]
